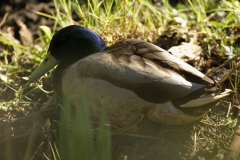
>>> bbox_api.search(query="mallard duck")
[28,25,231,126]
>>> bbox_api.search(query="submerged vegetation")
[0,0,239,159]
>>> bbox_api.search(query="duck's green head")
[28,25,107,82]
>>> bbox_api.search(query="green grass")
[58,91,111,160]
[0,0,239,159]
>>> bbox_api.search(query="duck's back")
[62,40,209,104]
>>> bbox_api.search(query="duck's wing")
[77,39,214,103]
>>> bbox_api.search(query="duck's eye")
[57,37,68,45]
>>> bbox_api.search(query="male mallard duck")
[28,25,231,126]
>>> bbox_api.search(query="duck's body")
[29,25,231,126]
[62,72,224,125]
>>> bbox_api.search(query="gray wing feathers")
[75,40,211,103]
[126,39,214,84]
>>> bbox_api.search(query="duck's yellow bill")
[28,51,58,83]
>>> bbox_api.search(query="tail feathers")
[180,89,232,108]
